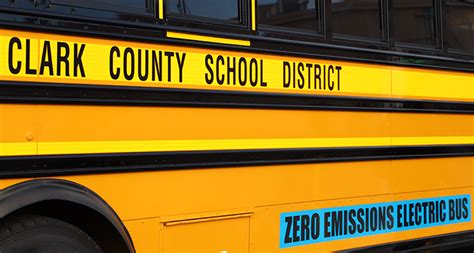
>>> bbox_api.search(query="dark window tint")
[332,0,382,39]
[446,0,474,53]
[393,0,436,46]
[168,0,240,21]
[257,0,320,33]
[51,0,148,13]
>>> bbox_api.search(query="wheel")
[0,214,102,253]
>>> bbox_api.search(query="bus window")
[392,0,437,46]
[167,0,241,21]
[51,0,149,14]
[446,0,474,53]
[257,0,321,33]
[331,0,382,40]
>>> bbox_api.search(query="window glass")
[168,0,240,21]
[257,0,320,33]
[331,0,382,39]
[393,0,436,46]
[446,0,474,52]
[51,0,147,13]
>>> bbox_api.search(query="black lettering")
[227,57,236,85]
[39,41,53,76]
[415,203,422,225]
[205,54,214,84]
[397,205,403,227]
[123,47,134,81]
[293,215,301,242]
[284,216,293,244]
[324,212,330,238]
[328,65,334,90]
[25,39,36,75]
[403,204,409,227]
[331,211,343,237]
[260,60,267,87]
[369,207,377,232]
[109,46,120,80]
[356,209,364,233]
[283,61,290,88]
[322,65,326,90]
[25,39,37,75]
[73,44,86,77]
[138,49,149,81]
[56,42,70,76]
[314,64,321,89]
[365,208,370,232]
[297,62,304,89]
[165,51,174,82]
[435,200,440,223]
[249,58,258,87]
[343,210,348,235]
[310,213,320,240]
[462,198,469,219]
[422,202,429,224]
[292,62,296,88]
[387,206,394,229]
[176,52,186,83]
[456,199,462,220]
[408,203,415,226]
[429,202,435,223]
[301,215,310,241]
[348,209,356,235]
[378,207,386,230]
[439,200,446,222]
[152,51,163,82]
[8,37,21,74]
[449,200,455,220]
[306,63,313,89]
[336,66,342,90]
[238,57,247,86]
[216,55,225,85]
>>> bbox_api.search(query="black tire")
[0,214,102,253]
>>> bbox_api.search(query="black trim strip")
[0,145,472,178]
[1,82,474,114]
[338,230,474,253]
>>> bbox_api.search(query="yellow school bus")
[0,0,473,252]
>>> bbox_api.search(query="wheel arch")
[0,179,135,253]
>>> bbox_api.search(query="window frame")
[444,0,474,55]
[164,0,250,32]
[330,0,388,44]
[390,0,442,51]
[255,0,325,40]
[49,0,154,15]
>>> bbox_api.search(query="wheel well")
[0,179,134,253]
[9,199,130,253]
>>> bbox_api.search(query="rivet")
[25,131,34,141]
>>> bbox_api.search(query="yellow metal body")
[0,29,472,252]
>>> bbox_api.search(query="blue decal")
[280,195,471,248]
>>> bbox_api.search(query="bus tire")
[0,214,103,253]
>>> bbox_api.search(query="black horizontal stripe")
[1,81,474,114]
[0,145,472,178]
